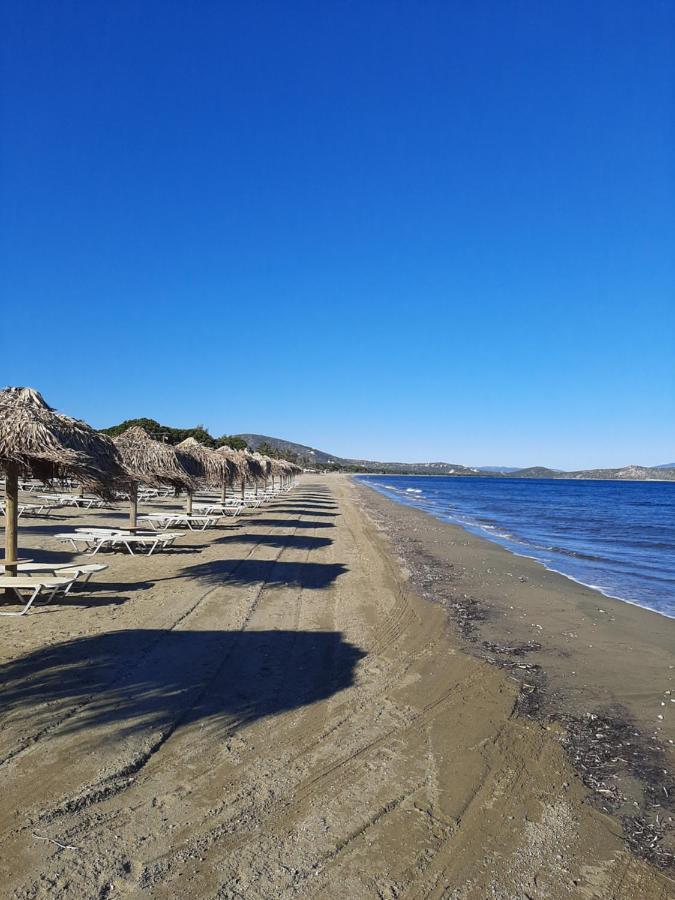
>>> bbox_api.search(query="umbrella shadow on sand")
[0,629,366,740]
[269,508,338,517]
[243,518,335,529]
[274,500,338,507]
[17,546,80,565]
[215,533,333,551]
[181,559,348,589]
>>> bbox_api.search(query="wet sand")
[0,475,673,898]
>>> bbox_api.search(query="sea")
[357,475,675,619]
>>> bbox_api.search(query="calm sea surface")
[357,475,675,618]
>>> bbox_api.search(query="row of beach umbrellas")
[0,387,302,575]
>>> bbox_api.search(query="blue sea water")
[357,475,675,619]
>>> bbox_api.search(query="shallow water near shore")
[358,475,675,618]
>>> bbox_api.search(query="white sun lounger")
[0,500,60,518]
[0,562,108,592]
[193,502,243,517]
[55,531,180,555]
[19,479,43,493]
[39,494,105,509]
[0,576,77,616]
[138,513,219,531]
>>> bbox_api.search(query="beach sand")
[0,475,673,898]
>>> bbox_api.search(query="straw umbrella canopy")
[175,437,229,513]
[279,461,300,487]
[236,450,267,498]
[277,459,294,487]
[214,445,246,502]
[242,450,267,482]
[0,386,127,576]
[114,426,195,527]
[266,456,286,489]
[249,451,270,494]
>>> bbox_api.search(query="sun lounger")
[137,513,219,531]
[0,562,108,592]
[111,533,180,554]
[0,576,77,616]
[39,494,105,509]
[195,495,246,507]
[0,500,60,518]
[193,502,243,517]
[73,527,135,535]
[19,479,44,493]
[55,531,180,555]
[57,563,108,587]
[238,495,263,508]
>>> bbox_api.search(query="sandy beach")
[1,475,673,898]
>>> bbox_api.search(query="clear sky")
[1,2,673,469]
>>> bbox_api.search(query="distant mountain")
[556,464,675,482]
[506,467,561,478]
[235,434,340,465]
[237,435,675,481]
[655,463,675,470]
[237,435,483,475]
[346,460,483,476]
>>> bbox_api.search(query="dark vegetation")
[99,421,301,462]
[100,418,247,452]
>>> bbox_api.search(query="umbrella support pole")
[4,463,18,590]
[129,482,138,530]
[186,492,193,514]
[221,482,227,503]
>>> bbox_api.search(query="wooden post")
[129,482,138,530]
[4,462,18,578]
[186,491,193,514]
[241,479,246,500]
[221,480,227,503]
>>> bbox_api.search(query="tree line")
[99,420,302,463]
[99,418,247,451]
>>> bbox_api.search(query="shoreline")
[352,475,675,870]
[353,471,675,483]
[355,474,675,620]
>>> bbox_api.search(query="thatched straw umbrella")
[279,459,296,489]
[272,459,285,490]
[114,426,195,528]
[237,450,267,499]
[279,461,300,489]
[248,451,270,496]
[175,437,229,513]
[266,456,285,491]
[0,387,126,576]
[215,445,246,503]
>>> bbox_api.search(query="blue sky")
[1,1,673,468]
